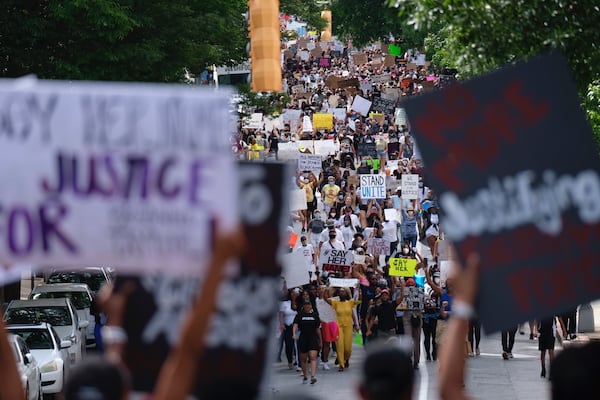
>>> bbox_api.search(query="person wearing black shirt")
[366,289,397,340]
[293,301,322,384]
[267,128,280,160]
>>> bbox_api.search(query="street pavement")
[262,329,554,400]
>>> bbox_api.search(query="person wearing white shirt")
[295,236,317,274]
[338,207,360,230]
[340,214,357,250]
[319,220,344,249]
[279,292,299,369]
[382,218,400,261]
[320,231,346,252]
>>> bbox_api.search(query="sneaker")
[288,363,293,370]
[508,352,514,359]
[310,377,317,384]
[475,348,480,356]
[529,333,534,340]
[302,377,308,384]
[322,363,330,371]
[502,351,509,360]
[296,367,302,372]
[541,366,546,378]
[468,352,474,357]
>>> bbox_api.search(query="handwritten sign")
[367,238,390,255]
[319,249,354,273]
[359,174,386,199]
[298,154,322,174]
[401,174,419,199]
[328,278,359,288]
[357,142,377,158]
[371,74,392,84]
[389,258,417,277]
[371,97,396,114]
[0,80,236,283]
[353,53,368,65]
[395,107,408,127]
[291,84,305,94]
[402,52,600,332]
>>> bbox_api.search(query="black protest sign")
[371,97,396,114]
[357,142,378,158]
[402,52,600,333]
[115,162,287,397]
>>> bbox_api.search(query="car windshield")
[11,329,53,350]
[31,291,91,310]
[5,306,72,327]
[47,271,106,292]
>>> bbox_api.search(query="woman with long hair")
[325,287,359,371]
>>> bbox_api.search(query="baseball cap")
[405,278,416,287]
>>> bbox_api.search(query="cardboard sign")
[388,44,402,56]
[291,84,305,94]
[325,75,340,89]
[289,188,308,210]
[319,248,354,273]
[347,175,360,187]
[298,154,322,174]
[297,38,309,49]
[328,278,359,288]
[384,54,396,67]
[351,95,372,117]
[353,53,368,65]
[283,50,294,59]
[382,88,400,101]
[402,52,600,332]
[311,48,323,59]
[0,80,236,283]
[338,78,360,89]
[313,113,334,129]
[389,258,417,277]
[357,142,377,158]
[359,174,386,199]
[401,174,419,199]
[406,63,418,70]
[115,161,287,396]
[369,113,385,124]
[367,238,390,255]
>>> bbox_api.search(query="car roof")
[49,267,107,274]
[31,283,91,293]
[6,322,51,330]
[8,298,72,308]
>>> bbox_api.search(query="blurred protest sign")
[367,238,390,255]
[351,95,372,116]
[0,80,236,284]
[289,189,307,211]
[313,113,334,129]
[401,174,419,199]
[352,53,368,65]
[402,52,600,332]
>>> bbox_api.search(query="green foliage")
[0,0,248,82]
[281,0,327,31]
[236,84,291,120]
[392,0,600,146]
[331,0,427,49]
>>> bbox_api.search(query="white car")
[8,333,43,400]
[4,298,89,366]
[29,283,97,348]
[46,267,112,294]
[8,323,72,395]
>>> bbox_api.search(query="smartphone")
[423,257,428,267]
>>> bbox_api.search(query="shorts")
[307,199,317,213]
[377,150,387,158]
[321,321,339,342]
[538,335,555,351]
[310,234,321,249]
[298,335,321,353]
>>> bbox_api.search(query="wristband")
[101,325,128,344]
[452,300,476,320]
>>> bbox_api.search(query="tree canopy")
[0,0,248,82]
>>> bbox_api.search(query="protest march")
[0,16,600,400]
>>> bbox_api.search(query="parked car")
[29,283,97,347]
[8,333,43,400]
[4,298,88,366]
[46,267,112,294]
[7,323,72,396]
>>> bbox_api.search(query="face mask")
[403,248,409,255]
[430,214,439,224]
[329,182,334,186]
[330,212,336,217]
[314,214,320,219]
[329,235,336,240]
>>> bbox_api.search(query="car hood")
[30,349,57,366]
[53,325,75,341]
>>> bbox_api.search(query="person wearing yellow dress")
[325,287,360,371]
[247,135,264,161]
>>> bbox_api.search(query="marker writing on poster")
[441,169,600,241]
[412,81,550,191]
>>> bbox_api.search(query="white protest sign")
[401,174,419,199]
[329,108,347,121]
[313,140,339,156]
[299,50,310,61]
[244,113,263,129]
[319,248,354,273]
[328,278,359,288]
[367,238,391,255]
[395,107,407,127]
[289,189,308,211]
[0,80,237,283]
[282,251,311,288]
[384,208,399,222]
[359,80,373,94]
[351,95,372,117]
[298,154,322,174]
[359,174,386,199]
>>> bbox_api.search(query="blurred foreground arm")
[0,316,26,400]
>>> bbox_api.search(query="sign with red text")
[0,80,236,283]
[402,52,600,332]
[319,249,354,273]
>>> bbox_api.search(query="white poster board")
[328,278,359,288]
[298,154,322,174]
[313,140,338,156]
[289,189,308,211]
[401,174,419,199]
[367,238,391,255]
[0,80,237,283]
[351,95,372,117]
[395,107,407,127]
[384,208,399,222]
[282,252,311,288]
[359,174,386,199]
[244,113,263,129]
[319,248,354,273]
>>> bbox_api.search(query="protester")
[325,287,359,371]
[537,317,556,378]
[292,300,322,385]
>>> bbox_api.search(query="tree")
[280,0,327,31]
[330,0,428,49]
[392,0,600,144]
[0,0,248,82]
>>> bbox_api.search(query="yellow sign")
[313,113,334,130]
[389,258,417,277]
